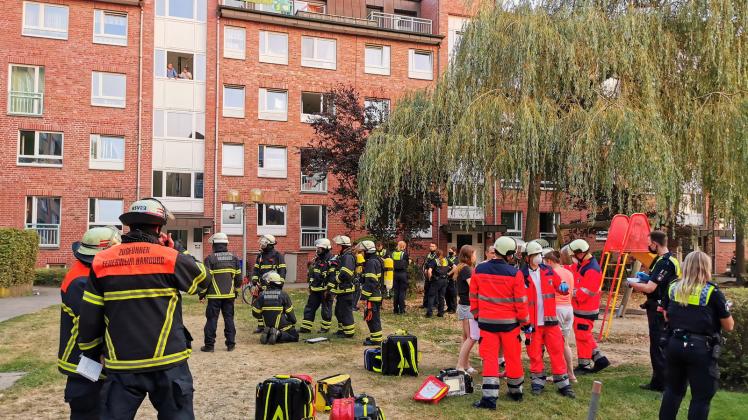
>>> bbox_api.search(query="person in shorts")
[544,250,577,382]
[455,245,479,373]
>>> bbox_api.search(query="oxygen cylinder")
[355,253,365,274]
[383,257,394,290]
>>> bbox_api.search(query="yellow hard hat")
[73,226,121,264]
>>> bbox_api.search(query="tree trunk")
[525,173,542,241]
[736,220,745,286]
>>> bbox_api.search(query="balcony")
[9,91,44,116]
[448,206,485,221]
[368,11,432,35]
[301,228,326,249]
[26,223,60,247]
[301,173,327,193]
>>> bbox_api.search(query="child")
[252,271,299,344]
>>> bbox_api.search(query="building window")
[300,148,327,193]
[91,72,126,108]
[301,92,331,123]
[257,204,287,236]
[364,45,390,75]
[22,2,68,40]
[718,220,736,242]
[221,203,243,235]
[25,196,61,247]
[223,85,245,118]
[18,130,62,167]
[300,205,327,248]
[259,31,288,65]
[301,36,336,70]
[414,212,433,238]
[409,49,433,80]
[364,98,390,125]
[224,26,246,60]
[154,49,205,81]
[153,110,205,139]
[448,16,469,63]
[156,0,206,22]
[88,198,123,230]
[539,212,561,239]
[258,88,288,121]
[258,145,287,178]
[90,134,124,170]
[501,211,522,238]
[294,1,326,14]
[93,10,128,46]
[152,171,203,199]
[222,143,244,176]
[8,64,45,116]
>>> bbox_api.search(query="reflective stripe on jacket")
[522,264,567,327]
[469,259,529,332]
[573,257,602,320]
[204,251,241,298]
[58,260,91,376]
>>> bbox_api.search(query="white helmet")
[333,235,352,247]
[569,239,590,253]
[525,241,544,256]
[209,232,229,244]
[541,247,555,257]
[357,240,377,254]
[494,236,517,257]
[314,238,332,250]
[262,271,284,286]
[73,226,121,264]
[259,234,276,249]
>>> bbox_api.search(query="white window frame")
[364,98,390,125]
[222,143,244,176]
[408,49,433,80]
[155,0,206,22]
[223,26,246,60]
[221,203,244,236]
[17,130,63,167]
[88,198,124,230]
[718,220,736,243]
[258,88,288,121]
[539,212,561,238]
[8,64,45,116]
[222,85,245,118]
[22,1,69,40]
[153,170,204,199]
[364,45,390,76]
[448,16,470,63]
[89,134,125,170]
[25,196,61,248]
[91,72,126,108]
[257,204,287,236]
[93,10,128,46]
[301,36,336,70]
[300,204,327,249]
[153,110,205,140]
[502,211,523,238]
[258,145,287,178]
[259,31,289,65]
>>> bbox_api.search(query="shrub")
[34,268,68,287]
[720,287,748,391]
[0,228,39,289]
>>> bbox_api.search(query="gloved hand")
[559,282,569,293]
[636,271,651,281]
[521,324,534,334]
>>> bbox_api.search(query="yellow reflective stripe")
[79,337,103,350]
[669,256,682,278]
[261,306,283,310]
[364,273,379,279]
[361,290,372,296]
[154,293,179,358]
[252,307,262,313]
[188,262,207,295]
[105,349,192,370]
[61,303,75,318]
[285,306,294,313]
[103,288,177,301]
[206,293,236,299]
[58,359,79,374]
[82,291,104,306]
[62,318,79,363]
[104,316,117,361]
[210,268,237,274]
[277,264,287,268]
[340,267,354,275]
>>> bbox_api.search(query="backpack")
[314,374,354,412]
[330,394,386,420]
[363,348,382,373]
[255,375,316,420]
[436,368,474,396]
[380,331,418,376]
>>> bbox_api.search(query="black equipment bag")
[380,331,418,376]
[354,393,385,420]
[255,375,315,420]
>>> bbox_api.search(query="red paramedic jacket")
[522,264,568,327]
[470,259,529,332]
[572,256,603,320]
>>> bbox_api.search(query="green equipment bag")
[255,374,316,420]
[314,374,354,412]
[380,330,419,376]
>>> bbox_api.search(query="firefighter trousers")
[364,300,383,343]
[301,291,333,332]
[392,271,408,314]
[479,327,524,396]
[426,278,447,316]
[526,325,570,389]
[65,375,105,420]
[334,293,356,337]
[203,298,236,347]
[102,363,194,420]
[574,317,599,363]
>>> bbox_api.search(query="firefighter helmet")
[72,226,121,264]
[314,238,332,250]
[358,240,377,254]
[209,232,229,244]
[119,198,173,226]
[541,247,555,257]
[333,235,352,246]
[494,236,517,257]
[262,271,284,286]
[259,234,276,249]
[533,238,551,248]
[569,239,590,253]
[525,240,544,256]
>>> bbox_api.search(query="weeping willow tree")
[359,0,747,248]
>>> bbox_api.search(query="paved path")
[0,287,59,323]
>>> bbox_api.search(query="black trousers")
[426,279,447,316]
[203,298,236,347]
[334,293,356,337]
[65,375,105,420]
[301,290,333,332]
[659,338,719,420]
[445,279,457,312]
[364,301,383,342]
[422,278,431,307]
[646,304,667,387]
[393,271,408,314]
[103,363,194,420]
[279,327,300,343]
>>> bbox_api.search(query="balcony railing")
[301,228,327,248]
[448,206,485,221]
[26,223,60,247]
[368,11,432,35]
[9,91,44,116]
[301,173,327,193]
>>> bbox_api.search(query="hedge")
[720,287,748,390]
[34,268,68,287]
[0,228,39,289]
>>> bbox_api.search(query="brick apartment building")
[1,0,739,278]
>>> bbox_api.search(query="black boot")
[531,384,544,395]
[639,382,664,392]
[591,356,610,373]
[473,397,497,410]
[267,328,280,345]
[507,392,523,402]
[363,338,379,346]
[260,329,270,345]
[253,326,264,334]
[558,385,576,399]
[200,345,214,352]
[226,344,235,352]
[574,364,594,376]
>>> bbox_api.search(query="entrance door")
[166,229,203,261]
[449,232,485,262]
[456,234,473,250]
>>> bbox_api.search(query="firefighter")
[521,241,575,398]
[471,236,530,409]
[200,232,241,352]
[329,235,357,338]
[390,241,409,314]
[421,243,438,308]
[59,227,120,420]
[359,240,384,346]
[425,250,450,318]
[300,238,334,333]
[569,239,611,375]
[77,198,210,419]
[252,271,299,344]
[250,234,286,333]
[445,247,458,313]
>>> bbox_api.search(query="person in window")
[166,63,177,79]
[179,66,192,80]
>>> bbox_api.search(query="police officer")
[629,230,681,392]
[329,235,357,338]
[659,251,734,420]
[425,250,450,318]
[390,241,409,314]
[445,247,458,313]
[59,227,120,419]
[252,271,299,344]
[200,232,241,352]
[300,238,335,333]
[250,234,286,333]
[421,243,438,309]
[78,198,210,419]
[359,240,384,346]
